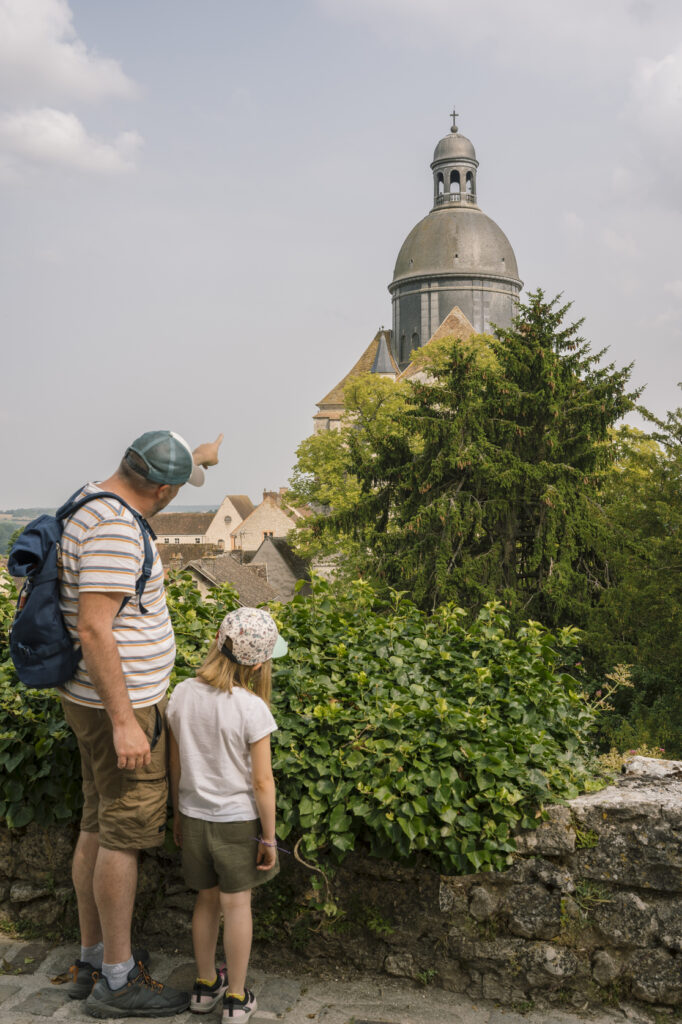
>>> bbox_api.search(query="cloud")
[0,0,135,104]
[0,1,141,178]
[601,227,637,259]
[631,45,682,136]
[0,108,142,174]
[664,280,682,300]
[561,211,585,237]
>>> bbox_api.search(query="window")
[164,538,170,544]
[449,170,460,194]
[437,172,444,195]
[195,538,201,544]
[174,538,180,544]
[263,531,274,539]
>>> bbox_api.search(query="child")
[167,607,287,1022]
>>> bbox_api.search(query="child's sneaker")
[190,967,228,1013]
[222,988,257,1022]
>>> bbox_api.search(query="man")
[58,430,222,1018]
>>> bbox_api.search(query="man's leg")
[93,847,138,965]
[72,830,102,947]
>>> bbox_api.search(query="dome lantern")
[431,108,479,208]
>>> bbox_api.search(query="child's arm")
[251,735,277,870]
[168,726,182,848]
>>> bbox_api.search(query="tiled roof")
[317,329,397,407]
[398,306,475,381]
[148,511,215,536]
[186,554,278,606]
[227,495,255,520]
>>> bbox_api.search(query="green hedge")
[0,571,599,873]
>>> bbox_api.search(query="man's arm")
[77,591,151,771]
[192,433,224,468]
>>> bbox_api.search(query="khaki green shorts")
[180,815,280,893]
[61,696,168,852]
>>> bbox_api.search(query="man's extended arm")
[77,591,151,771]
[192,433,224,468]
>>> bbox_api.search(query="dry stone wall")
[0,758,679,1011]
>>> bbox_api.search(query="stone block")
[3,941,52,974]
[383,952,417,979]
[505,883,562,940]
[513,806,575,856]
[629,948,682,1005]
[657,897,682,951]
[15,986,69,1016]
[592,949,622,986]
[9,882,51,903]
[623,756,682,778]
[524,943,582,988]
[592,892,658,948]
[19,898,65,928]
[468,886,498,922]
[0,982,20,1005]
[12,823,75,881]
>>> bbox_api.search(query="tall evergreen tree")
[329,291,639,621]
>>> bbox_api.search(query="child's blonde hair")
[197,636,272,706]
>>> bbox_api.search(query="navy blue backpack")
[7,489,156,690]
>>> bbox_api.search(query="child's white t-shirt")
[166,677,277,822]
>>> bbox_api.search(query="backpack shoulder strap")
[57,489,156,616]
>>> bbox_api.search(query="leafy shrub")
[271,579,598,874]
[0,573,82,828]
[0,569,599,876]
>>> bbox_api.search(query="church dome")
[388,111,522,363]
[432,131,476,164]
[393,207,519,285]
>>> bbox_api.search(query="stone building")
[314,111,523,431]
[231,490,308,559]
[149,495,254,552]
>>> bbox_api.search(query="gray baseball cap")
[126,430,205,487]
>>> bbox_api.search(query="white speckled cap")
[217,607,287,665]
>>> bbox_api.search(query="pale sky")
[1,0,681,508]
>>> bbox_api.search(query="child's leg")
[220,889,252,997]
[192,886,221,981]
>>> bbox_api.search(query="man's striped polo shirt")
[59,484,175,708]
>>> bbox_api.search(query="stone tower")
[389,110,522,369]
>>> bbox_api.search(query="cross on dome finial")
[450,107,459,133]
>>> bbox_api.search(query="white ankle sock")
[81,941,103,969]
[102,956,135,991]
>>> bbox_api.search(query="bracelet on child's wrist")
[258,838,277,847]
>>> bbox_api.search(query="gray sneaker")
[68,948,150,1000]
[85,961,189,1019]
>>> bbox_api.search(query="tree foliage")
[317,291,638,622]
[585,411,682,754]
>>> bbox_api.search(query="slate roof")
[186,554,278,606]
[316,329,398,408]
[252,537,311,582]
[227,495,255,520]
[148,511,215,536]
[397,306,475,381]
